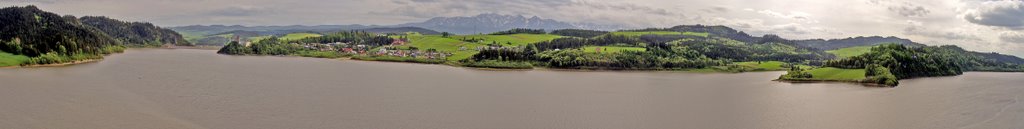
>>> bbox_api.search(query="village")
[293,37,454,60]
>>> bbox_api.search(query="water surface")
[1,49,1022,129]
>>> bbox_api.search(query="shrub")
[464,60,533,69]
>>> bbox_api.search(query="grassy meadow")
[448,34,562,46]
[280,33,323,40]
[827,46,872,58]
[0,51,30,67]
[805,67,867,81]
[734,61,787,71]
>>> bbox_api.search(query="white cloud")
[961,0,1024,29]
[754,9,819,24]
[903,20,982,41]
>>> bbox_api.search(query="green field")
[806,67,866,81]
[404,35,486,61]
[399,34,561,61]
[581,46,646,53]
[734,61,787,71]
[280,33,323,40]
[689,61,789,72]
[248,35,272,42]
[448,34,562,46]
[0,51,30,67]
[610,31,709,37]
[179,31,206,41]
[827,46,873,58]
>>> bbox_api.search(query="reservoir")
[1,49,1022,129]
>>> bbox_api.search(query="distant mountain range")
[172,13,625,35]
[396,13,626,34]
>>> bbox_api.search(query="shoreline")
[773,79,893,87]
[265,53,789,73]
[7,59,103,68]
[8,49,995,87]
[163,45,222,50]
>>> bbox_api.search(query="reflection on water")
[1,49,1022,129]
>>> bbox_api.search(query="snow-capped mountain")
[397,13,626,34]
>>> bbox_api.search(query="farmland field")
[805,67,866,81]
[404,35,486,61]
[734,61,787,71]
[280,33,323,40]
[827,46,872,58]
[448,34,562,46]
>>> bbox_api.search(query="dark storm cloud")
[964,1,1024,29]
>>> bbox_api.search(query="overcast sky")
[3,0,1024,56]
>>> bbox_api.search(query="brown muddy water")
[1,49,1022,129]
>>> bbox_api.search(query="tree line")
[490,28,546,35]
[550,29,608,38]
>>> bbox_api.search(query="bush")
[100,46,126,54]
[779,66,813,79]
[863,64,899,86]
[464,60,533,69]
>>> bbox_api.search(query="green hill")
[79,16,191,46]
[826,46,872,58]
[0,5,134,66]
[0,5,121,57]
[280,33,322,40]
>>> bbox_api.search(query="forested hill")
[80,16,191,46]
[794,36,924,50]
[0,5,120,57]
